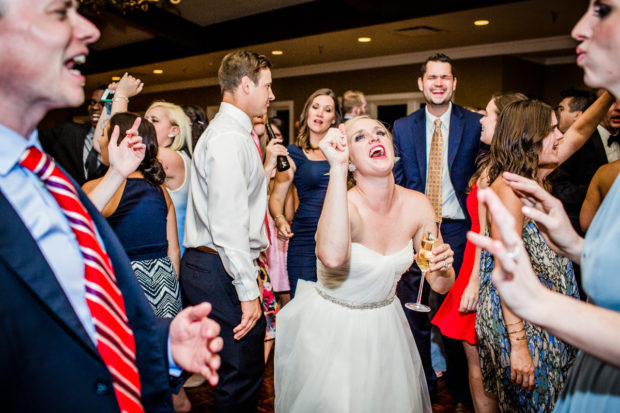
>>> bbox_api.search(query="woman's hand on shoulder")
[318,125,348,167]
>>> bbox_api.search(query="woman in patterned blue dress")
[269,89,342,296]
[469,1,620,411]
[475,100,579,412]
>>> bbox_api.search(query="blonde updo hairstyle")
[146,101,193,156]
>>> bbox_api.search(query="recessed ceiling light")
[272,50,283,55]
[153,69,164,74]
[111,76,121,81]
[358,37,372,43]
[474,20,489,26]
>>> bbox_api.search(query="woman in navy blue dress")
[269,89,342,295]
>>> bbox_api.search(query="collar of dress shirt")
[219,102,254,136]
[598,124,618,144]
[0,125,41,176]
[425,101,452,127]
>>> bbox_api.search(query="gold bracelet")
[514,335,528,341]
[505,320,523,327]
[274,214,285,222]
[113,95,129,103]
[507,328,525,335]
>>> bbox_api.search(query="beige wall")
[39,56,586,131]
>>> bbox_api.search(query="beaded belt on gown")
[315,286,394,310]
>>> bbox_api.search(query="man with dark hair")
[343,90,368,120]
[550,92,620,235]
[393,52,481,409]
[557,88,596,133]
[182,49,276,413]
[39,85,108,186]
[0,1,222,412]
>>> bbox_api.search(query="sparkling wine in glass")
[405,230,437,312]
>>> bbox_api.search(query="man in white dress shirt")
[181,50,275,413]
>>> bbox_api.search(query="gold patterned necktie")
[426,119,443,219]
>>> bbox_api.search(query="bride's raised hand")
[318,125,349,167]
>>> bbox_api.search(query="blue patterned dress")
[476,220,579,412]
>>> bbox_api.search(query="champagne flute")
[405,230,437,312]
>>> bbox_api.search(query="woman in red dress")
[432,93,526,412]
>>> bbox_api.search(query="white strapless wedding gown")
[274,240,431,413]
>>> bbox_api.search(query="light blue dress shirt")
[0,125,181,375]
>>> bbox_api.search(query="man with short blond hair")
[343,90,368,120]
[182,49,275,413]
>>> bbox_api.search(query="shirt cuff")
[233,275,260,302]
[167,334,183,377]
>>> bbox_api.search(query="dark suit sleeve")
[393,119,406,186]
[38,127,63,156]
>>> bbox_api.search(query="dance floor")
[186,353,458,412]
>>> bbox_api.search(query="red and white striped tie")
[20,147,143,413]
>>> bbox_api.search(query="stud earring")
[348,163,357,172]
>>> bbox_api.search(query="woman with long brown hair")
[475,99,579,412]
[468,2,620,411]
[269,88,342,296]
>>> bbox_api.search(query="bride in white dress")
[275,116,456,413]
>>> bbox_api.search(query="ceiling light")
[111,76,121,81]
[358,37,372,43]
[271,50,284,56]
[474,20,489,26]
[153,69,164,74]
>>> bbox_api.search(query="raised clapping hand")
[169,302,223,386]
[318,125,348,167]
[107,116,145,178]
[108,72,144,99]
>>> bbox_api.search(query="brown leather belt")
[196,246,218,255]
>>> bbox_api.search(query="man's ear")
[240,75,253,95]
[352,107,361,116]
[417,77,424,92]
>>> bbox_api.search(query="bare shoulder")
[490,177,523,216]
[596,160,620,193]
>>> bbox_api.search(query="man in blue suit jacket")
[0,1,222,411]
[393,53,482,408]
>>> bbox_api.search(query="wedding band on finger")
[506,246,519,261]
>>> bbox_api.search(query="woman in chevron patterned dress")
[83,112,182,318]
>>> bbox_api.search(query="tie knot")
[19,146,48,178]
[434,119,442,129]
